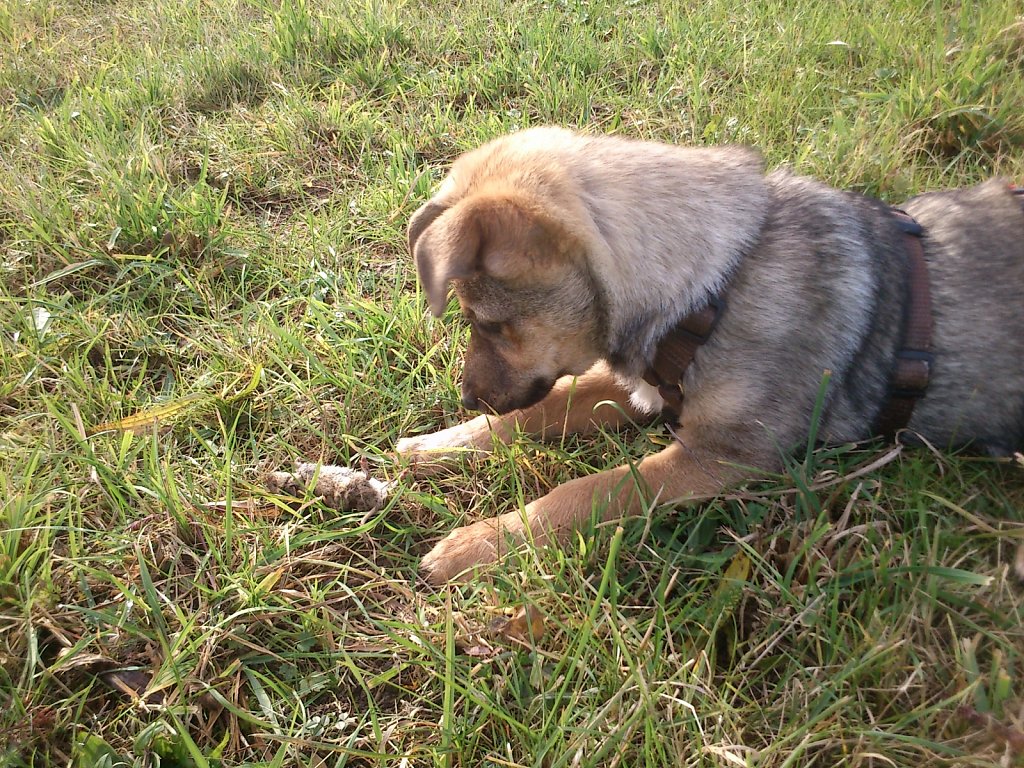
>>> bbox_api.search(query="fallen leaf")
[74,733,132,767]
[691,550,753,666]
[488,606,545,647]
[462,642,499,658]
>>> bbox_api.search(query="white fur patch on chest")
[627,379,665,414]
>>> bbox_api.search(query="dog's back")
[906,181,1024,454]
[670,172,1024,458]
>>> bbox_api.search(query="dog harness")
[642,202,944,438]
[870,209,933,437]
[641,297,724,419]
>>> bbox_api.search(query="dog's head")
[408,191,606,414]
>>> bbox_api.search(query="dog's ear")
[409,198,481,316]
[408,198,450,256]
[411,194,580,316]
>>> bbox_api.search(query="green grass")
[2,0,1024,765]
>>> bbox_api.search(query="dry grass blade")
[88,394,207,434]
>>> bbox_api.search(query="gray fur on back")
[904,181,1024,453]
[686,174,1024,456]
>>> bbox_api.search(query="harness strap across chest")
[641,297,724,418]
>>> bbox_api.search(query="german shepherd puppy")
[397,126,1024,584]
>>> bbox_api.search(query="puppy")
[397,126,1024,583]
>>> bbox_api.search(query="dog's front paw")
[420,518,518,584]
[396,416,499,474]
[395,431,483,460]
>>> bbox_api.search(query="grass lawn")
[2,0,1024,765]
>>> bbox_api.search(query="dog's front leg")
[395,363,648,470]
[419,436,753,583]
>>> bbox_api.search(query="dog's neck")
[583,172,770,380]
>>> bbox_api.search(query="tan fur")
[405,365,749,582]
[398,127,1024,583]
[397,362,651,466]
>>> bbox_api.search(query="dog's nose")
[461,390,480,411]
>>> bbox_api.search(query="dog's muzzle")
[461,376,556,414]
